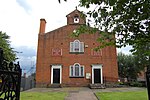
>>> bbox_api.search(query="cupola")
[66,8,86,25]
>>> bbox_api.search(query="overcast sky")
[0,0,131,74]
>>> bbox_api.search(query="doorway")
[53,69,60,83]
[94,69,101,83]
[51,65,62,84]
[92,64,103,84]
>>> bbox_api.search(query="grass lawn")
[20,92,67,100]
[96,90,148,100]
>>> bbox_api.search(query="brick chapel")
[36,9,118,87]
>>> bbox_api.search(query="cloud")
[14,46,36,74]
[14,46,36,57]
[16,0,32,14]
[117,46,132,55]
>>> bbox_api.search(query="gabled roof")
[45,25,68,35]
[66,8,82,17]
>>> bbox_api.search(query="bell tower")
[66,8,86,25]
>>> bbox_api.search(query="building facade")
[36,9,118,87]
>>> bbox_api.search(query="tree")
[0,31,16,61]
[131,42,150,69]
[117,52,144,81]
[81,0,149,46]
[59,0,150,56]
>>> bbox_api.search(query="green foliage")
[118,81,124,85]
[129,81,143,87]
[59,0,150,46]
[0,31,16,61]
[79,0,150,63]
[117,52,144,81]
[79,0,150,47]
[131,42,150,69]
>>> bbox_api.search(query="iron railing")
[0,48,22,100]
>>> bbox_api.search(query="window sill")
[69,76,84,78]
[69,52,84,54]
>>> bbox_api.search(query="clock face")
[74,15,79,23]
[74,18,79,23]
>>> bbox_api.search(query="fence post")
[146,67,150,100]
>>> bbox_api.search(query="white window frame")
[70,63,84,77]
[70,40,84,53]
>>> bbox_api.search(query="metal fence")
[0,48,22,100]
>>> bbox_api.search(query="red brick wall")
[36,24,118,87]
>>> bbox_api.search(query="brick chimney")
[39,18,46,34]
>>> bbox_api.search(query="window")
[74,15,79,23]
[70,40,84,53]
[74,40,79,52]
[70,63,84,77]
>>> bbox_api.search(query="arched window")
[70,63,84,77]
[74,40,80,52]
[70,39,84,53]
[75,64,79,76]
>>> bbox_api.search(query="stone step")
[89,84,106,89]
[49,84,61,88]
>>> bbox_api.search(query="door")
[53,69,60,83]
[94,69,101,83]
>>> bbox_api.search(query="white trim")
[69,66,73,76]
[80,42,84,52]
[70,42,74,52]
[69,63,84,77]
[92,64,103,84]
[51,65,62,84]
[74,40,80,52]
[81,66,85,76]
[70,40,84,53]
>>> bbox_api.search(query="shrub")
[129,81,143,87]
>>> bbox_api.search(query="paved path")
[65,87,97,100]
[26,87,98,100]
[25,87,147,100]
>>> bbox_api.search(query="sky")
[0,0,131,75]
